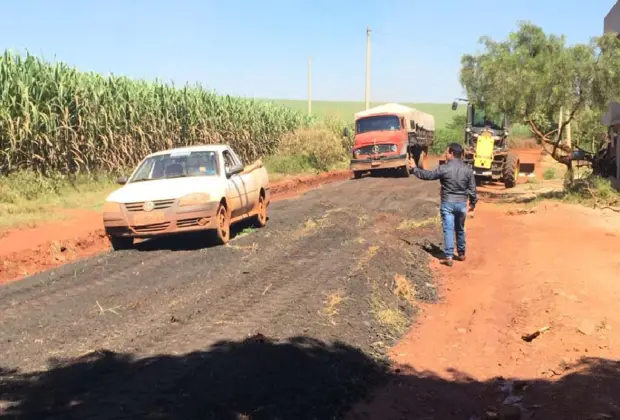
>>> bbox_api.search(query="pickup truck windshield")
[356,115,401,134]
[130,151,219,183]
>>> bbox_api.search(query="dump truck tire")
[412,146,428,170]
[503,154,519,188]
[416,150,428,170]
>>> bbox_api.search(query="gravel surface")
[0,176,442,419]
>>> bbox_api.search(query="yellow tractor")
[448,100,534,188]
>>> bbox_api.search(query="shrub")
[431,128,463,155]
[543,168,556,180]
[276,127,347,172]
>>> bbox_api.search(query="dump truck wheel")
[353,171,363,179]
[503,154,519,188]
[416,150,428,170]
[412,147,428,170]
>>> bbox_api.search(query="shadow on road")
[135,218,262,252]
[348,357,620,419]
[1,336,619,419]
[420,241,445,260]
[0,336,387,420]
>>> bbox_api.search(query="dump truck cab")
[348,103,435,179]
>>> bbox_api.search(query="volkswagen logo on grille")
[143,201,155,212]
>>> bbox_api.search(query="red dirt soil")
[0,169,351,285]
[347,202,620,419]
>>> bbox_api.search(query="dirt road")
[3,150,620,419]
[0,176,441,419]
[348,203,620,419]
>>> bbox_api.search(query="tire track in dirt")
[110,208,368,356]
[0,251,183,323]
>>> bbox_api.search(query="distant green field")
[266,99,464,130]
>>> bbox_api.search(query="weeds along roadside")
[0,125,353,226]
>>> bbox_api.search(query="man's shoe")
[440,258,453,267]
[454,254,466,262]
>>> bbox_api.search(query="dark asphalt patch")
[0,177,442,419]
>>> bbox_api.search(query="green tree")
[459,22,620,180]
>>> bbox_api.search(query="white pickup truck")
[102,144,270,250]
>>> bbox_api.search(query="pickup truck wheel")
[214,203,231,245]
[353,171,363,179]
[253,195,267,228]
[109,236,133,251]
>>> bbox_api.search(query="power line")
[365,26,371,110]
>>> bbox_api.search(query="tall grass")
[0,51,350,176]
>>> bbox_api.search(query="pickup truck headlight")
[390,144,398,152]
[353,149,361,157]
[102,201,122,213]
[179,193,211,207]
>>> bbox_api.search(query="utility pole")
[365,26,371,110]
[307,56,312,115]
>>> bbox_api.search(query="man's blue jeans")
[439,201,467,259]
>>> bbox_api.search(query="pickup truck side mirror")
[225,164,244,178]
[451,101,458,111]
[342,127,351,137]
[117,176,128,185]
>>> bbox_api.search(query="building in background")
[600,0,620,188]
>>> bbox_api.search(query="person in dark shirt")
[411,143,478,267]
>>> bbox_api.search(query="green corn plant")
[0,51,351,176]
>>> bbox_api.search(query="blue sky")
[1,0,615,103]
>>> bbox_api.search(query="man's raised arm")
[412,165,444,181]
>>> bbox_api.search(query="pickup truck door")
[223,149,248,218]
[230,150,259,212]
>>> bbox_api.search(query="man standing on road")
[411,143,477,267]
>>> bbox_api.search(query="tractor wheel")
[503,154,519,188]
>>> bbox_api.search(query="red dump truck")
[348,103,435,179]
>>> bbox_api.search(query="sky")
[1,0,616,103]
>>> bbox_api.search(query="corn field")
[0,51,349,175]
